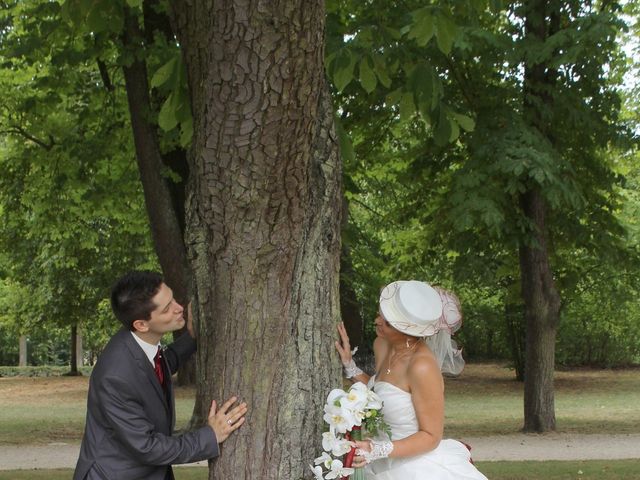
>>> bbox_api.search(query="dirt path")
[1,434,639,470]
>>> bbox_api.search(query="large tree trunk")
[519,0,562,433]
[171,2,343,478]
[121,5,195,384]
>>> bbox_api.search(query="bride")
[335,280,488,479]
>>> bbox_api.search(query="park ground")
[0,363,639,478]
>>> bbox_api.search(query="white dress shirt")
[130,331,161,366]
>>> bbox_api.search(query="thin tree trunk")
[121,5,196,384]
[171,2,343,478]
[76,325,84,371]
[69,324,80,376]
[519,0,562,433]
[519,189,561,432]
[19,335,27,367]
[121,7,189,302]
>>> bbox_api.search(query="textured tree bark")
[520,0,562,433]
[171,1,343,478]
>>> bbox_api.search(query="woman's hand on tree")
[335,322,353,366]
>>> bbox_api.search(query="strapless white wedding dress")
[365,379,488,479]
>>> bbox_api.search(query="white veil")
[424,330,465,376]
[424,287,465,376]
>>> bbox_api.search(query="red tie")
[154,346,165,387]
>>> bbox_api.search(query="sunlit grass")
[1,363,639,444]
[0,375,196,445]
[444,364,640,437]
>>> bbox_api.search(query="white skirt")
[365,439,488,480]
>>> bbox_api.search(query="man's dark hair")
[111,271,164,330]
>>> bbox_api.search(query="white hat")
[379,281,444,337]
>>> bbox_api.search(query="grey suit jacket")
[73,328,218,480]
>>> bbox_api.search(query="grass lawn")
[0,461,639,480]
[1,363,639,444]
[443,363,640,437]
[0,375,197,445]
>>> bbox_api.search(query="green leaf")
[333,50,355,92]
[179,116,193,147]
[411,63,434,115]
[150,57,178,89]
[433,107,451,146]
[126,0,143,7]
[335,117,355,165]
[373,55,392,88]
[359,57,377,93]
[449,116,460,142]
[158,93,179,131]
[383,26,402,40]
[399,91,415,122]
[408,9,435,47]
[434,13,458,55]
[386,88,402,105]
[452,112,475,132]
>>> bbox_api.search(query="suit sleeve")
[164,332,197,375]
[97,373,219,465]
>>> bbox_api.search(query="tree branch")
[3,125,55,150]
[96,59,114,92]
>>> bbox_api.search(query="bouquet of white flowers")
[310,382,390,480]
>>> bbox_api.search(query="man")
[74,271,247,480]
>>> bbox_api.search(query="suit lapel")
[160,352,175,427]
[121,330,171,418]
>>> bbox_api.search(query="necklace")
[386,338,419,374]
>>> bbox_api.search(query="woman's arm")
[335,322,370,384]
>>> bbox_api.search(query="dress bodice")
[364,375,489,480]
[370,376,419,441]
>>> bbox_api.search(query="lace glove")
[343,358,364,378]
[356,439,394,463]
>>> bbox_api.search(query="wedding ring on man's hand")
[227,419,233,425]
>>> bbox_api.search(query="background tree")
[329,0,638,433]
[0,0,156,372]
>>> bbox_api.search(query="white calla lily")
[340,382,368,413]
[322,431,353,456]
[325,459,355,480]
[309,464,325,480]
[323,402,357,433]
[314,451,332,468]
[326,388,346,407]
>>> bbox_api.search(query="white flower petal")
[309,464,325,480]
